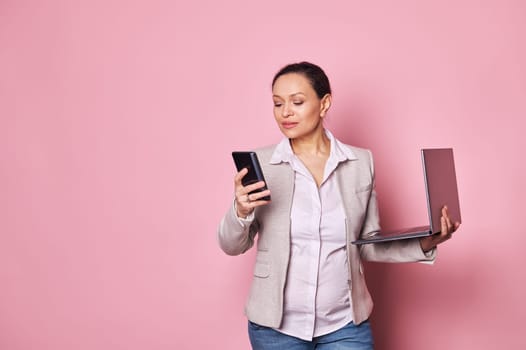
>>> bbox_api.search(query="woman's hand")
[420,206,460,253]
[234,168,271,218]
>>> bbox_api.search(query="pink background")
[1,0,525,349]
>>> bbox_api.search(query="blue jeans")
[248,320,374,350]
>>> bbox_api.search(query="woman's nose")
[282,103,293,117]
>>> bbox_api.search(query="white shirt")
[269,130,356,341]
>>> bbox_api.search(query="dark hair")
[272,61,332,99]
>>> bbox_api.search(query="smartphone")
[231,151,271,201]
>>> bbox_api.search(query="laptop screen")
[422,148,462,233]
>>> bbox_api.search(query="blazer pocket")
[354,183,372,193]
[253,262,270,278]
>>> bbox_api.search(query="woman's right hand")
[234,168,271,218]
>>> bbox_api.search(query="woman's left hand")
[420,206,460,253]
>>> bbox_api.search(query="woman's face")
[272,73,330,140]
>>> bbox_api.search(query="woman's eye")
[293,101,304,105]
[274,103,282,107]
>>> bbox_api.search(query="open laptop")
[352,148,461,245]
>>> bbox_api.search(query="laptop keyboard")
[379,225,431,236]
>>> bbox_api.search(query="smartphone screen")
[231,151,271,201]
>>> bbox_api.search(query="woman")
[218,62,459,349]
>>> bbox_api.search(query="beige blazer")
[218,143,435,328]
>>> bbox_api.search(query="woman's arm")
[358,188,437,263]
[217,167,271,256]
[217,202,258,256]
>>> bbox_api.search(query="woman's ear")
[320,94,332,118]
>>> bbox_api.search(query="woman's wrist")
[419,236,435,253]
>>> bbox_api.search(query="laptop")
[352,148,461,245]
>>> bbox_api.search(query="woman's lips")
[282,122,298,129]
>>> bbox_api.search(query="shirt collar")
[269,129,357,165]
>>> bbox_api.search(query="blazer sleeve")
[358,151,437,263]
[217,201,259,256]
